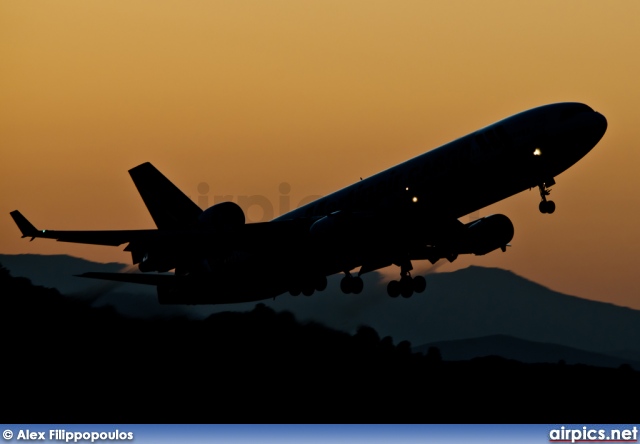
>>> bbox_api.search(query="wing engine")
[458,214,514,255]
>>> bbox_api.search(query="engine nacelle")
[459,214,514,255]
[198,201,245,231]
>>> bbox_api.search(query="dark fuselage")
[277,102,606,223]
[187,102,606,304]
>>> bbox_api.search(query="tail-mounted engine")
[198,201,245,231]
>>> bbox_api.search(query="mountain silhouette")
[0,254,208,319]
[3,254,640,361]
[2,260,639,424]
[0,253,153,295]
[267,266,640,359]
[414,334,640,370]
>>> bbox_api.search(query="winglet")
[10,210,39,240]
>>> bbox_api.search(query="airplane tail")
[128,162,203,230]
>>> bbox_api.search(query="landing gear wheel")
[302,285,314,296]
[340,276,352,294]
[539,201,547,213]
[351,277,364,294]
[413,275,427,293]
[546,200,556,214]
[400,275,414,298]
[539,200,556,214]
[387,280,400,298]
[290,287,301,296]
[315,275,328,292]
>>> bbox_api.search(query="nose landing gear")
[538,181,556,214]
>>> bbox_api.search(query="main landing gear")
[386,261,426,299]
[289,275,327,297]
[538,182,556,214]
[340,272,364,294]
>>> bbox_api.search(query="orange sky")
[2,1,639,308]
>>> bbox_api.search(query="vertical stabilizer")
[128,162,203,229]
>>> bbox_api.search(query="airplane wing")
[10,210,178,246]
[75,271,175,285]
[9,209,313,250]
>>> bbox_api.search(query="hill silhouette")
[3,254,640,361]
[2,262,640,424]
[0,254,208,319]
[414,334,640,369]
[268,266,640,359]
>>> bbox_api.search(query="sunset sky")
[2,1,639,309]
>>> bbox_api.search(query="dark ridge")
[414,334,640,370]
[5,254,640,362]
[1,262,639,424]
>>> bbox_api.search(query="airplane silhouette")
[10,102,607,303]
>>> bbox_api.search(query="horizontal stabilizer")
[10,210,39,239]
[76,272,176,286]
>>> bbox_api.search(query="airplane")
[10,102,607,304]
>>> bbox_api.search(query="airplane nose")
[593,111,608,139]
[547,109,607,146]
[582,111,608,147]
[542,109,608,168]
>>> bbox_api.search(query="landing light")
[412,197,418,203]
[533,148,542,156]
[405,187,409,191]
